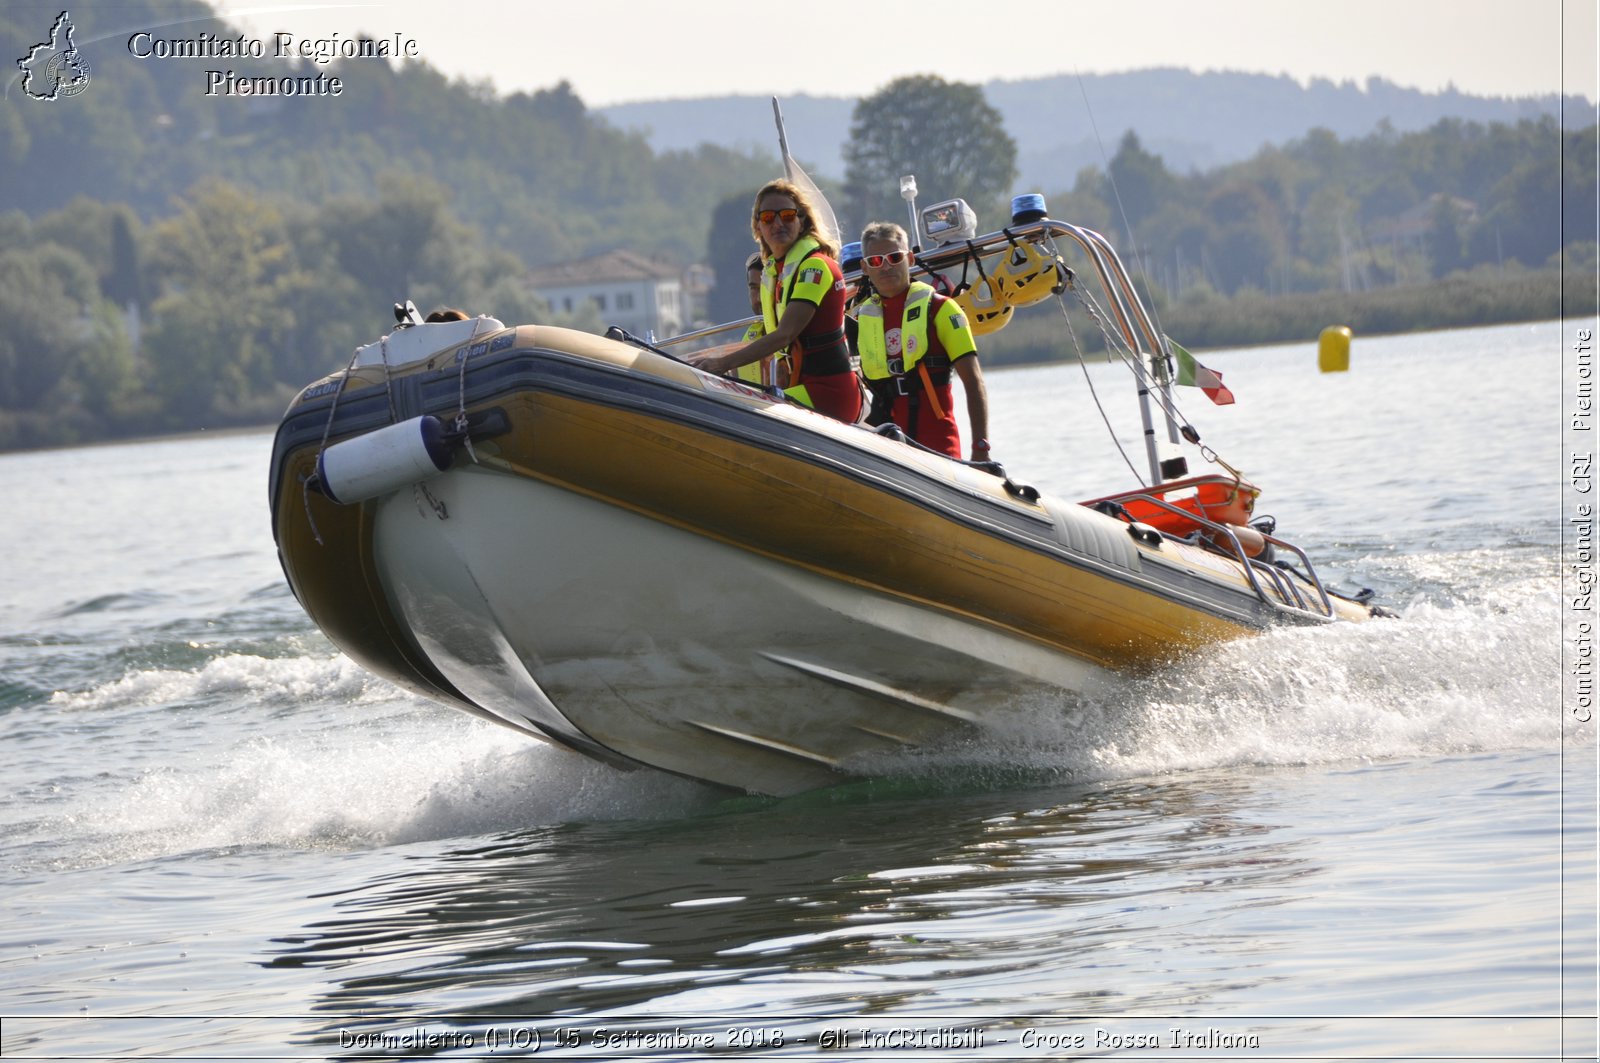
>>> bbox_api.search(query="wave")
[847,556,1571,787]
[16,551,1570,868]
[48,645,375,714]
[17,651,713,869]
[50,590,172,617]
[65,727,711,866]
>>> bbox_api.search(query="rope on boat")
[1046,241,1241,483]
[299,476,323,547]
[453,332,480,466]
[379,335,399,424]
[1049,281,1145,485]
[1069,73,1173,349]
[301,318,502,543]
[417,317,505,518]
[1199,441,1246,482]
[301,345,366,547]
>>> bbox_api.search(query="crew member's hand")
[685,342,740,375]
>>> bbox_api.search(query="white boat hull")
[373,465,1110,795]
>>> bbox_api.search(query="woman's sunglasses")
[758,208,800,225]
[863,251,909,268]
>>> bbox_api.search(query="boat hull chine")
[370,465,1110,794]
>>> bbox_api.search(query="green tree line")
[1067,119,1596,298]
[1,0,1593,448]
[1,0,777,268]
[976,116,1595,366]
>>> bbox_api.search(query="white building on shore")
[527,249,690,340]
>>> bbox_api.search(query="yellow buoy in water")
[1318,326,1352,373]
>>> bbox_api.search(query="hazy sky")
[212,0,1598,108]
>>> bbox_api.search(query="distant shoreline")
[5,422,276,458]
[0,286,1585,457]
[980,265,1588,367]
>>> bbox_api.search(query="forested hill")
[0,0,1594,452]
[602,69,1590,188]
[0,0,777,268]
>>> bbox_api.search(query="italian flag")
[1167,337,1236,405]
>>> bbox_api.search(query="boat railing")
[661,219,1162,359]
[656,316,761,353]
[658,218,1181,482]
[897,219,1166,361]
[1105,492,1336,620]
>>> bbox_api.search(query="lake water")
[1,320,1594,1060]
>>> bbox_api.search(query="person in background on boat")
[730,251,788,388]
[687,180,860,422]
[424,307,469,322]
[853,222,991,462]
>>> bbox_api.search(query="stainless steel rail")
[658,219,1184,484]
[1109,492,1336,620]
[656,316,760,350]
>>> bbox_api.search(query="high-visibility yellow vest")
[759,234,832,408]
[856,282,939,380]
[734,321,767,384]
[759,234,824,336]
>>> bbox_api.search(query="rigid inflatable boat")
[268,210,1381,796]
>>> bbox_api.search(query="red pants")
[796,371,862,424]
[889,392,960,458]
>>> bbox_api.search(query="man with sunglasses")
[854,222,991,462]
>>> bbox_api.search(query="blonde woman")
[689,180,859,423]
